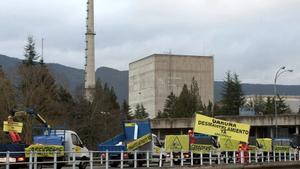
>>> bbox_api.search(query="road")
[44,161,300,169]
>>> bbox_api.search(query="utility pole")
[274,66,293,138]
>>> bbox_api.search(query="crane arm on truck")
[11,109,50,129]
[3,109,50,143]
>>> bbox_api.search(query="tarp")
[194,114,250,143]
[274,146,290,153]
[3,121,23,133]
[127,133,152,151]
[164,135,189,152]
[218,137,240,151]
[256,138,272,152]
[190,144,214,154]
[25,144,64,157]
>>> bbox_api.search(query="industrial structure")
[84,0,96,100]
[129,54,214,118]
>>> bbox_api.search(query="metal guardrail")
[0,150,300,169]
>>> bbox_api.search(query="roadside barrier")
[0,150,300,169]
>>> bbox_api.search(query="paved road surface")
[44,161,300,169]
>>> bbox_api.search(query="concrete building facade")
[129,54,214,118]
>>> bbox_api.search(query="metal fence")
[0,150,300,169]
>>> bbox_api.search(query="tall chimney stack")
[84,0,96,100]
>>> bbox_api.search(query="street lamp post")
[274,66,293,138]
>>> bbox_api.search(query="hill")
[1,54,300,103]
[0,54,128,103]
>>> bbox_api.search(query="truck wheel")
[109,162,119,167]
[194,159,200,164]
[173,160,180,165]
[78,157,88,169]
[57,157,64,169]
[79,162,88,169]
[10,166,26,169]
[128,161,134,167]
[57,163,63,169]
[138,161,144,167]
[37,164,42,169]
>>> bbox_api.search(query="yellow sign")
[190,144,214,154]
[218,137,240,151]
[194,114,250,143]
[154,147,161,153]
[3,121,23,133]
[25,145,64,157]
[127,134,152,151]
[257,138,272,152]
[274,146,290,153]
[74,146,81,153]
[125,123,136,127]
[164,135,189,152]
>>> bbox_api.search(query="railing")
[0,150,300,169]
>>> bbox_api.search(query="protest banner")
[194,114,250,142]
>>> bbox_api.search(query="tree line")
[156,71,291,118]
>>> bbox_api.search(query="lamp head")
[288,69,293,72]
[281,66,286,70]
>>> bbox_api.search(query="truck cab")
[53,130,89,162]
[32,129,89,169]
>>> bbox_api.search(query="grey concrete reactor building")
[129,54,214,118]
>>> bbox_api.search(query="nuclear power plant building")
[129,54,214,118]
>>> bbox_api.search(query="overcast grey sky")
[0,0,299,84]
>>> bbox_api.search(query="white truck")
[27,129,90,169]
